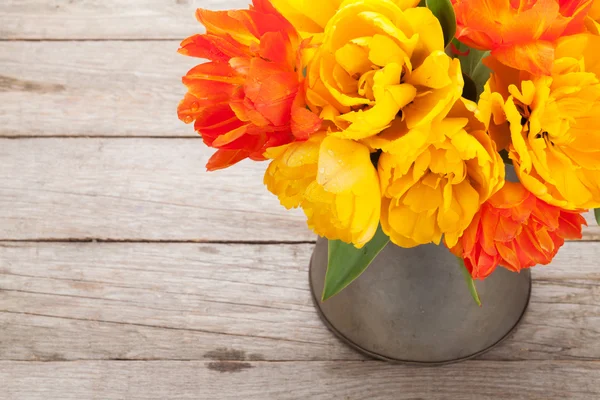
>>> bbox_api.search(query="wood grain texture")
[1,241,599,363]
[2,2,599,397]
[0,243,352,361]
[0,0,249,40]
[0,41,199,137]
[0,138,313,241]
[2,360,600,400]
[0,138,597,241]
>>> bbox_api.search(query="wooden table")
[1,1,600,399]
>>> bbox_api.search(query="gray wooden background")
[1,1,600,399]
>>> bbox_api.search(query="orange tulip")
[178,0,321,170]
[450,182,587,279]
[452,0,593,75]
[585,0,600,33]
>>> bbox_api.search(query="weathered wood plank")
[0,243,345,361]
[0,41,198,137]
[2,360,600,400]
[1,242,599,362]
[0,0,248,40]
[0,138,313,241]
[0,138,597,241]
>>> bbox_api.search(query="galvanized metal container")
[309,237,531,364]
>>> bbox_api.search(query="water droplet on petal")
[327,149,335,156]
[319,167,325,174]
[191,101,199,112]
[183,115,193,123]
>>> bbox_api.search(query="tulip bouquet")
[178,0,600,303]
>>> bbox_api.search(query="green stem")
[458,257,482,307]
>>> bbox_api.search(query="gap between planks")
[0,39,188,42]
[0,239,316,244]
[0,135,200,139]
[0,238,594,243]
[2,359,597,364]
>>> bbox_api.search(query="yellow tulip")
[269,0,421,34]
[378,99,505,248]
[264,133,324,209]
[478,33,600,209]
[304,0,463,141]
[264,133,381,247]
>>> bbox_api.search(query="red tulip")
[450,182,587,279]
[178,0,321,170]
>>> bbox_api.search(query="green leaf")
[322,225,390,301]
[595,208,600,225]
[458,257,482,307]
[451,39,491,100]
[425,0,456,48]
